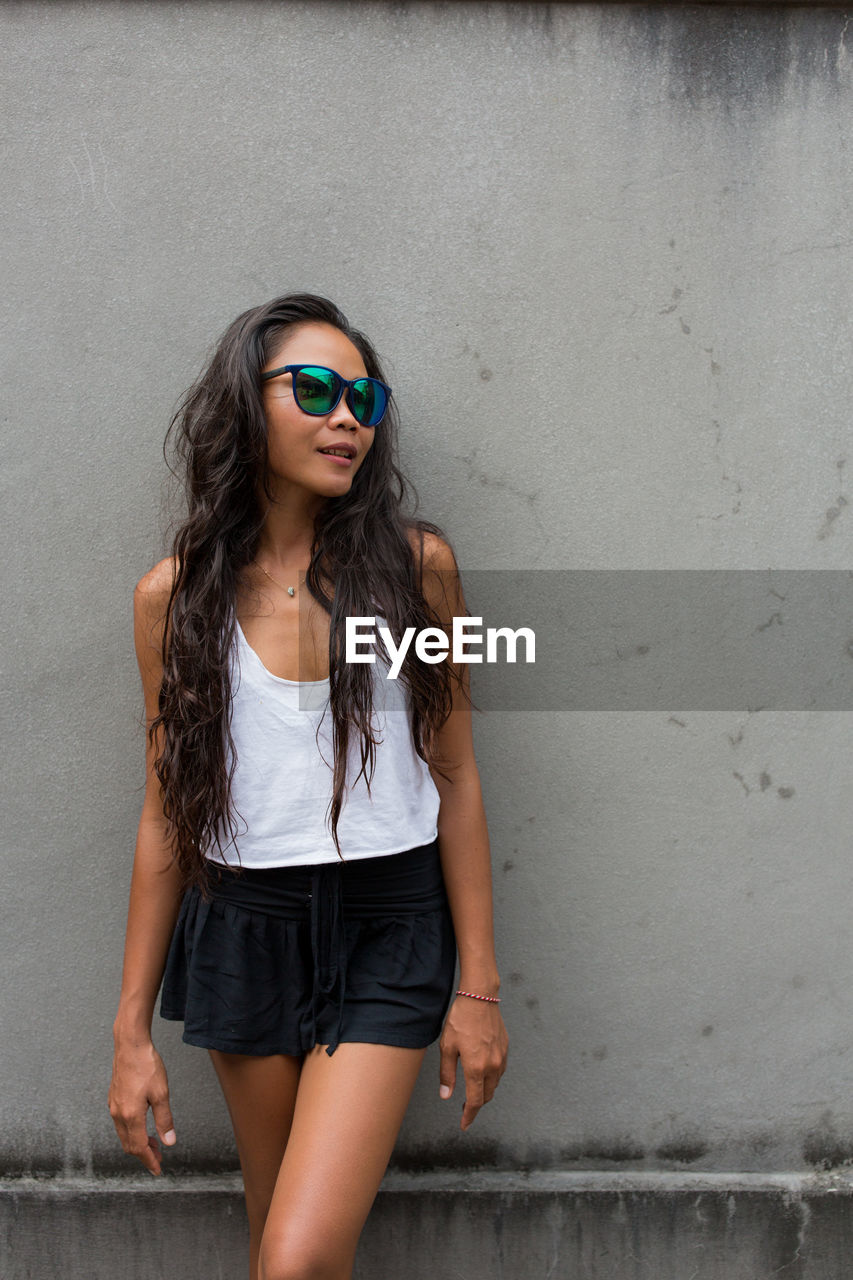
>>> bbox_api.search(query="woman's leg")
[208,1049,304,1280]
[258,1041,428,1280]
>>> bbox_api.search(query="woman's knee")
[258,1234,351,1280]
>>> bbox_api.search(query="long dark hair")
[152,294,459,892]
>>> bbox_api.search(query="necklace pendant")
[287,586,295,597]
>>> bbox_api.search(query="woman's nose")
[328,396,359,429]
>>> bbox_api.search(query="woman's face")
[259,321,376,504]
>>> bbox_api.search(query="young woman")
[108,293,508,1280]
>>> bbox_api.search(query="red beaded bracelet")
[456,988,501,1003]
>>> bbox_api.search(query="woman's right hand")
[108,567,184,1177]
[108,1035,176,1176]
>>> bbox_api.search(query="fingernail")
[163,1129,177,1145]
[439,1085,451,1099]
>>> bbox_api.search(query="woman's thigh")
[208,1049,304,1235]
[259,1042,427,1280]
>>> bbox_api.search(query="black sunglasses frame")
[260,363,392,427]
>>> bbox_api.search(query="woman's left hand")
[438,996,508,1130]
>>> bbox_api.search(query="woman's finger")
[438,1036,460,1100]
[130,1117,163,1176]
[110,1100,162,1176]
[151,1094,177,1148]
[460,1063,486,1129]
[480,1071,497,1105]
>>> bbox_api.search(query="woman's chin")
[264,471,357,507]
[316,476,355,499]
[314,466,360,497]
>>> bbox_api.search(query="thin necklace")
[255,560,297,597]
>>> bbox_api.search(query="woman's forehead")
[268,322,366,374]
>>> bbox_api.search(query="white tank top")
[204,615,441,868]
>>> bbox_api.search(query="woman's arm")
[417,534,509,1131]
[108,561,185,1176]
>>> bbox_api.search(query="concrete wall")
[3,0,852,1206]
[6,1170,853,1280]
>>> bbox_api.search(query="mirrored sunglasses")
[260,364,391,427]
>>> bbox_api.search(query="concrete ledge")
[6,1170,853,1278]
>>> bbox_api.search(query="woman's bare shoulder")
[132,559,178,707]
[134,557,179,637]
[405,526,462,622]
[405,525,457,574]
[135,558,176,596]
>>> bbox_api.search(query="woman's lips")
[317,448,354,467]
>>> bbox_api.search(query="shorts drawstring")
[309,862,348,1056]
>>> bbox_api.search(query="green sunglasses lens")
[293,367,339,414]
[350,378,386,426]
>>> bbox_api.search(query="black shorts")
[159,839,457,1058]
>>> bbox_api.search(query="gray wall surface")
[2,1,852,1184]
